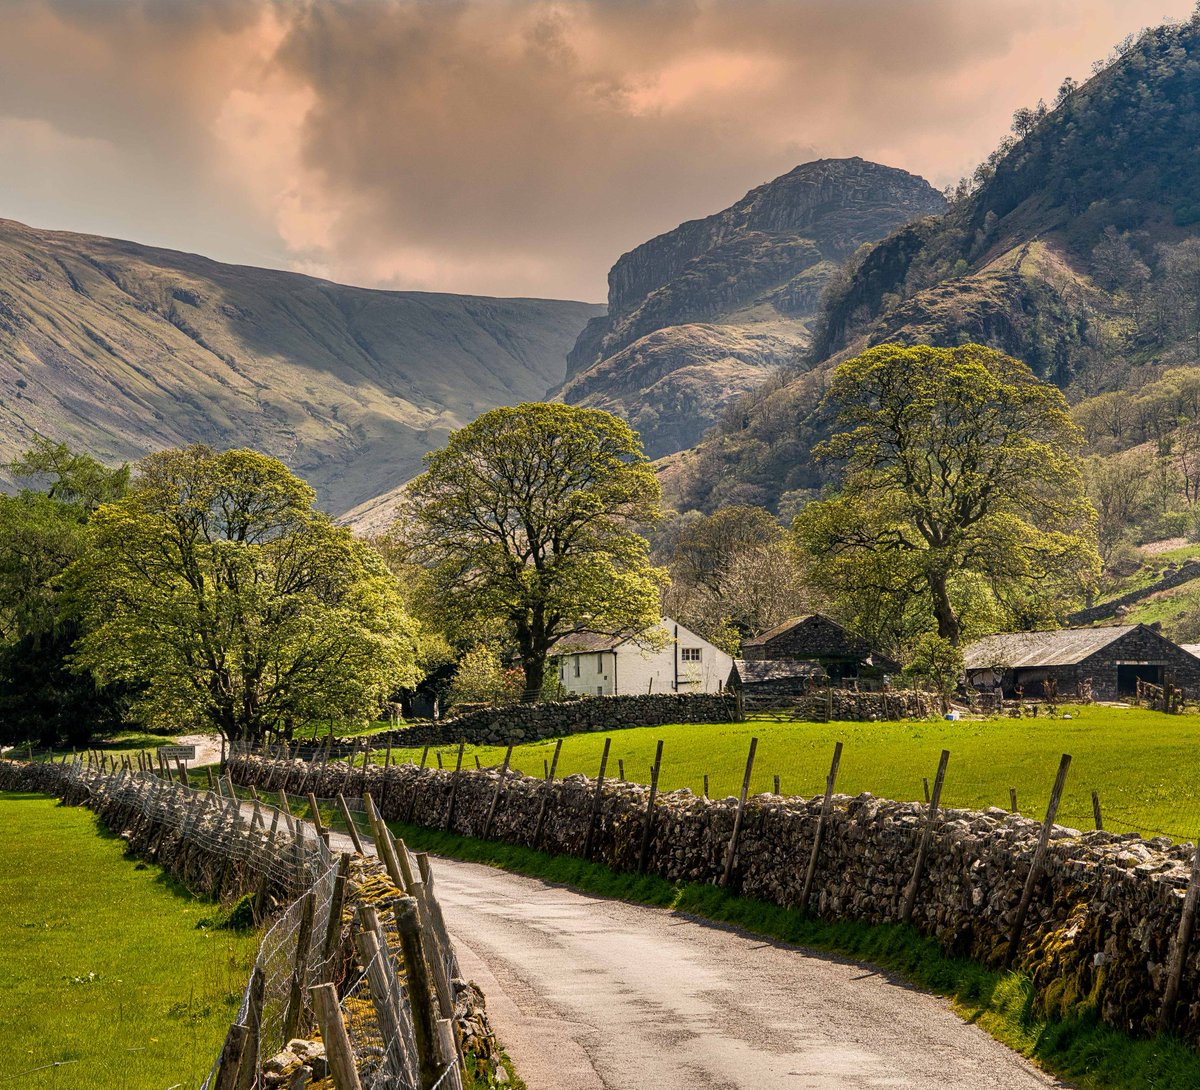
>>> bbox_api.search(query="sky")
[0,0,1193,302]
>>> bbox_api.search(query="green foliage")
[447,646,523,708]
[903,634,964,699]
[659,505,814,649]
[0,794,257,1089]
[400,403,666,700]
[794,344,1100,646]
[71,446,421,742]
[0,442,130,747]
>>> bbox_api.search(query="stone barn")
[726,659,829,697]
[963,624,1200,700]
[740,614,899,682]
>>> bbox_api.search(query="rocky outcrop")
[231,752,1200,1047]
[559,159,944,457]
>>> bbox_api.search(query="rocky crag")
[673,18,1200,514]
[233,752,1200,1047]
[558,158,945,457]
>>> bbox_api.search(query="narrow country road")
[430,858,1071,1090]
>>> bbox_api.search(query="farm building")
[553,617,733,696]
[741,614,899,682]
[726,659,828,697]
[962,624,1200,699]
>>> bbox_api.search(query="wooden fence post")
[582,738,612,860]
[1009,786,1018,813]
[234,966,264,1090]
[1159,837,1200,1034]
[638,740,664,874]
[307,792,329,845]
[212,1023,248,1090]
[355,926,409,1080]
[394,897,442,1090]
[322,853,353,963]
[901,749,950,924]
[1004,753,1071,968]
[703,774,709,799]
[1092,789,1103,831]
[283,891,316,1042]
[800,741,844,913]
[923,777,930,804]
[773,774,781,795]
[310,983,363,1090]
[420,745,430,770]
[532,738,563,851]
[336,794,366,854]
[444,741,466,832]
[720,737,758,888]
[482,745,513,840]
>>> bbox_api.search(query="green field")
[370,705,1200,841]
[0,794,258,1089]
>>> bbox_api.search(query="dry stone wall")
[230,753,1200,1046]
[368,692,738,748]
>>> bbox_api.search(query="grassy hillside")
[0,218,602,517]
[0,793,256,1088]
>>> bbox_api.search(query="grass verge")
[0,792,258,1090]
[385,818,1200,1090]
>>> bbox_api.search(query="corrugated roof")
[732,659,828,682]
[963,626,1140,670]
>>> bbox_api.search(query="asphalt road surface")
[431,859,1071,1090]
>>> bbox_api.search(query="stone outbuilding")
[963,623,1200,699]
[740,614,899,682]
[726,659,828,697]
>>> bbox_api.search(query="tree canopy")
[398,403,665,699]
[0,439,131,747]
[793,343,1100,647]
[71,446,419,741]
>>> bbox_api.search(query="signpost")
[158,745,197,762]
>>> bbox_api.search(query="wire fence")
[9,756,470,1090]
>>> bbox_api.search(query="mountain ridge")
[0,217,602,516]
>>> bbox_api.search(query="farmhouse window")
[681,647,702,662]
[573,657,580,678]
[597,652,604,673]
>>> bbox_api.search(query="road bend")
[284,807,1068,1090]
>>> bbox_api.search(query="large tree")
[0,440,131,747]
[71,447,419,742]
[794,344,1100,646]
[399,403,665,700]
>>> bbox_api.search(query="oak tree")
[71,446,419,742]
[399,403,665,700]
[794,344,1100,645]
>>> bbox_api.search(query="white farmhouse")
[553,617,733,696]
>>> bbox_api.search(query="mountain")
[557,158,946,458]
[0,218,602,515]
[670,17,1200,515]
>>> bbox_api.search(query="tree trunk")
[520,654,545,704]
[928,570,961,646]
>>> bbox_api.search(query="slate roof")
[731,659,828,682]
[963,626,1141,670]
[741,615,820,647]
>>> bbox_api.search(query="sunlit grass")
[372,704,1200,841]
[0,793,258,1089]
